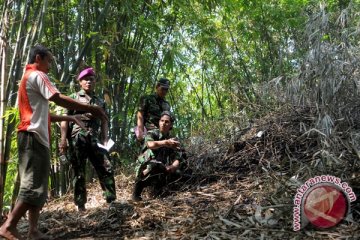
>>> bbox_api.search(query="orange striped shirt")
[17,64,59,148]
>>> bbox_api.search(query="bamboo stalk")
[0,0,11,219]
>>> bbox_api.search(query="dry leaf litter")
[12,106,360,239]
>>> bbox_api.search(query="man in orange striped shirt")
[0,44,108,240]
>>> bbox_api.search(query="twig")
[224,194,242,218]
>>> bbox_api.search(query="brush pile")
[16,105,355,239]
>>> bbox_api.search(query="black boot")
[151,175,166,198]
[77,204,86,212]
[132,180,145,201]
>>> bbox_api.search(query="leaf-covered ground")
[13,107,360,239]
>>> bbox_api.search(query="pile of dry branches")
[15,104,357,239]
[182,104,360,238]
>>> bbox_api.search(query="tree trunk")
[10,173,20,211]
[65,0,112,85]
[0,0,12,218]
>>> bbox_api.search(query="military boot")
[104,191,116,203]
[151,175,166,198]
[132,180,145,201]
[77,204,86,212]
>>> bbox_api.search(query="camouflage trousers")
[135,149,164,179]
[70,134,116,206]
[134,149,183,184]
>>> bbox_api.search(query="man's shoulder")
[148,129,174,140]
[160,99,170,112]
[142,93,157,101]
[24,65,49,82]
[143,129,159,143]
[140,94,158,106]
[161,98,170,105]
[147,129,166,140]
[27,70,49,82]
[147,128,160,135]
[25,70,59,94]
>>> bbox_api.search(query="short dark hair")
[28,44,51,64]
[161,111,175,123]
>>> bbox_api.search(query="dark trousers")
[70,134,116,206]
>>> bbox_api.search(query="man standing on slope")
[59,66,116,211]
[135,78,171,142]
[0,44,108,240]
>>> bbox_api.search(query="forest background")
[1,0,360,217]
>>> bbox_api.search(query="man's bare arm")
[59,120,69,155]
[136,111,145,141]
[146,138,180,150]
[50,93,108,122]
[166,159,180,173]
[50,114,86,155]
[101,119,109,145]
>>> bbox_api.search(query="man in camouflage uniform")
[132,111,184,201]
[60,67,116,211]
[135,78,171,142]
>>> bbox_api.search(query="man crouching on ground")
[132,111,184,201]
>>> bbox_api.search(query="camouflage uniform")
[138,93,170,130]
[133,129,184,199]
[67,89,116,206]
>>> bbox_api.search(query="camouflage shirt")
[67,89,106,138]
[142,129,182,165]
[138,93,170,129]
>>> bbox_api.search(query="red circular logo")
[303,185,348,228]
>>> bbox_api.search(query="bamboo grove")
[1,0,359,215]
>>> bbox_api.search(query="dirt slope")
[15,107,360,239]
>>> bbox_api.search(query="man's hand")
[59,139,67,155]
[50,94,108,122]
[88,105,109,122]
[72,115,87,130]
[166,160,180,173]
[102,139,109,146]
[166,165,177,173]
[166,138,180,150]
